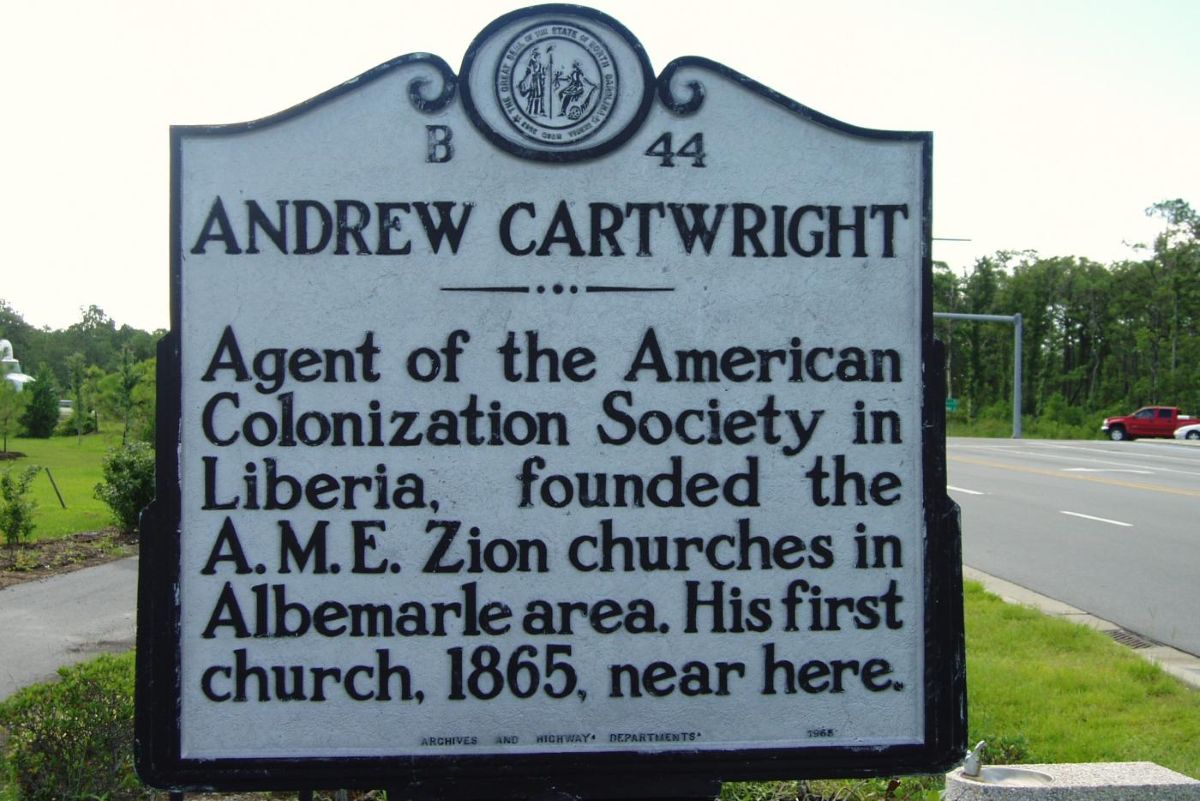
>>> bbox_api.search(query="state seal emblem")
[495,22,617,145]
[460,5,655,161]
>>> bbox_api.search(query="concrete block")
[945,762,1200,800]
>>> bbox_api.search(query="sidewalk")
[0,556,137,701]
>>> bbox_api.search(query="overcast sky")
[2,0,1197,332]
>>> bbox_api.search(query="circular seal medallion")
[460,6,654,162]
[495,22,618,147]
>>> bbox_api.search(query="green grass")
[724,581,1200,800]
[1,430,125,540]
[947,415,1103,440]
[964,581,1200,776]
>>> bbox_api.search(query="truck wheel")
[1187,431,1200,440]
[1109,427,1128,441]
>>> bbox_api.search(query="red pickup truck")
[1101,406,1194,441]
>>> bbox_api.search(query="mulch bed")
[0,529,138,590]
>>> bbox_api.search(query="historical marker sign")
[139,5,965,793]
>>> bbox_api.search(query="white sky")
[2,0,1197,332]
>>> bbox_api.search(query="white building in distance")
[1,339,35,390]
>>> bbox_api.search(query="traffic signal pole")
[933,312,1023,438]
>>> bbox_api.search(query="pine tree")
[19,366,59,438]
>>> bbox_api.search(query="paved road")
[949,437,1200,657]
[0,557,137,701]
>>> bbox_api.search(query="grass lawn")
[725,581,1200,800]
[946,416,1103,440]
[1,430,125,540]
[963,581,1200,776]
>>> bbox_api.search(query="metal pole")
[1012,313,1023,439]
[933,311,1024,439]
[934,312,1016,324]
[44,467,67,508]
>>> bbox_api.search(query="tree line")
[935,200,1199,430]
[0,302,161,448]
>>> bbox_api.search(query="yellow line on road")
[949,454,1200,498]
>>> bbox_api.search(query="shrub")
[977,400,1012,422]
[18,368,58,438]
[94,443,155,534]
[54,411,98,437]
[0,652,151,801]
[0,465,38,553]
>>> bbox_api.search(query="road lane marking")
[952,446,1045,458]
[947,485,985,495]
[1030,443,1200,475]
[949,454,1200,498]
[1062,468,1153,474]
[950,443,1200,476]
[1060,511,1132,527]
[1037,442,1194,460]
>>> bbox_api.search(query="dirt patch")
[0,450,27,461]
[0,529,137,590]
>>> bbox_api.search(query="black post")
[44,466,67,508]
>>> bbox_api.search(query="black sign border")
[139,12,966,793]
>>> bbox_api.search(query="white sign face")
[147,5,962,785]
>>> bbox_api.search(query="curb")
[963,565,1200,690]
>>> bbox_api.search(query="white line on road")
[947,485,985,495]
[952,442,1200,477]
[1033,443,1200,475]
[1060,511,1133,527]
[1062,467,1153,474]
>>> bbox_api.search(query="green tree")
[959,255,1013,419]
[0,379,28,452]
[19,367,58,438]
[84,364,106,433]
[130,357,156,443]
[64,306,117,377]
[0,299,35,362]
[96,348,145,444]
[932,261,965,400]
[65,352,88,444]
[936,199,1200,430]
[1145,200,1200,410]
[2,301,161,386]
